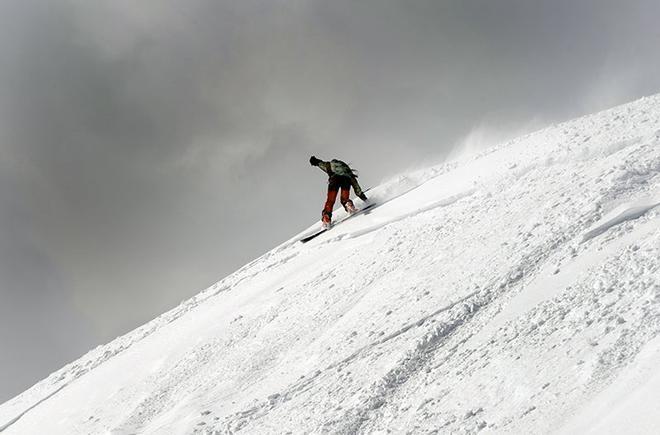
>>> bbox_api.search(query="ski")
[299,203,377,243]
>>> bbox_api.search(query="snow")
[582,197,660,242]
[2,94,660,434]
[557,335,660,434]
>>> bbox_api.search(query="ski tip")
[299,229,327,243]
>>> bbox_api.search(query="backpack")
[330,159,358,178]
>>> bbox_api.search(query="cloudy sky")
[1,0,659,402]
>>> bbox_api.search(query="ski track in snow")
[1,95,660,434]
[323,188,478,244]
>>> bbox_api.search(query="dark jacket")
[315,159,365,197]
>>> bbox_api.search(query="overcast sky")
[1,0,659,403]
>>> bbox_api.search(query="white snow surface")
[2,95,660,434]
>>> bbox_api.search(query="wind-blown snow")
[2,95,660,434]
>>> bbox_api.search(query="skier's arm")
[317,161,332,175]
[351,177,367,201]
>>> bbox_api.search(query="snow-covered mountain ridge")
[2,95,660,434]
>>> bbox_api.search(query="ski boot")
[321,213,332,229]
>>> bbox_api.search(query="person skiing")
[309,156,368,228]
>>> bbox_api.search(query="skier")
[309,156,368,227]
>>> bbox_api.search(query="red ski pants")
[322,183,354,220]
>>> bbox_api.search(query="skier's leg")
[340,185,356,213]
[323,186,338,224]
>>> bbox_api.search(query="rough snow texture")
[2,95,660,434]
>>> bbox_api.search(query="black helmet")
[309,155,321,166]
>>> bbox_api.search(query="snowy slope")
[1,95,660,434]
